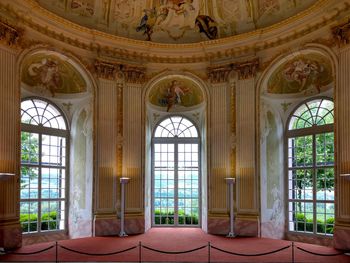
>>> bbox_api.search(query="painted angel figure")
[165,80,189,111]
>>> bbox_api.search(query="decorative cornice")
[208,58,259,83]
[1,0,349,63]
[332,18,350,46]
[0,19,23,48]
[93,59,146,83]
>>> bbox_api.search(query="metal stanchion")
[225,177,236,237]
[119,177,130,237]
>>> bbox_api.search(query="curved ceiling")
[35,0,318,44]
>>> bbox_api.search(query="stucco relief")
[36,0,317,43]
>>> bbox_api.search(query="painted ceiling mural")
[21,54,87,97]
[267,54,333,95]
[149,78,204,111]
[35,0,318,44]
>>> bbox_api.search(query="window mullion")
[174,142,179,226]
[312,134,317,234]
[38,132,42,233]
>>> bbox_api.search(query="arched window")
[20,98,68,234]
[287,98,334,235]
[152,116,200,226]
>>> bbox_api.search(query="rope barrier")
[5,244,55,255]
[296,246,346,256]
[58,244,138,256]
[141,244,208,254]
[211,244,291,257]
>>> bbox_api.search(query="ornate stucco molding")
[208,58,259,83]
[234,58,259,80]
[1,0,349,63]
[0,19,23,48]
[93,60,146,83]
[207,65,232,83]
[332,18,350,46]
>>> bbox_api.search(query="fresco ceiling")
[35,0,318,44]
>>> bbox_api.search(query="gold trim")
[0,0,348,62]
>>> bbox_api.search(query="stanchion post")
[119,177,130,237]
[225,177,236,237]
[55,241,58,263]
[139,241,142,263]
[208,242,211,263]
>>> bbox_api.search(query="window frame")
[285,97,334,237]
[20,97,69,235]
[151,115,201,227]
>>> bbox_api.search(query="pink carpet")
[1,228,349,262]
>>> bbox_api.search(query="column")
[93,61,122,236]
[0,21,22,249]
[235,59,260,236]
[122,67,146,234]
[207,66,231,234]
[334,42,350,250]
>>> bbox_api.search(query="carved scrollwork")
[208,58,259,83]
[332,19,350,46]
[207,65,232,84]
[93,59,146,83]
[0,19,23,47]
[233,58,259,80]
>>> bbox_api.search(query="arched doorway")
[152,116,200,226]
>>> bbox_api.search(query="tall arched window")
[152,116,200,226]
[20,98,68,234]
[287,98,334,235]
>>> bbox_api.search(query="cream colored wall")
[1,0,350,250]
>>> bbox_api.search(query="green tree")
[21,132,39,189]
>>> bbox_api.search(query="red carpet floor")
[1,228,349,262]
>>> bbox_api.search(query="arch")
[153,116,199,138]
[143,70,208,231]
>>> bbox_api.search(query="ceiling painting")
[21,54,87,97]
[267,54,333,96]
[35,0,318,44]
[149,78,204,111]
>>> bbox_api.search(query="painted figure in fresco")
[283,59,322,92]
[136,8,157,41]
[195,15,218,40]
[165,80,189,111]
[71,0,94,16]
[28,58,62,97]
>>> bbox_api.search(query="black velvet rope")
[210,244,291,257]
[5,245,55,255]
[58,244,138,256]
[141,244,208,254]
[296,246,345,256]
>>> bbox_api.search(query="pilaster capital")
[0,19,23,48]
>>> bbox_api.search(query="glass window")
[287,99,334,236]
[153,116,200,226]
[20,99,68,234]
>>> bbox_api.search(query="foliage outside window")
[287,99,334,235]
[20,99,67,234]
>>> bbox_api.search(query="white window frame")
[151,116,201,227]
[286,98,334,236]
[20,98,69,235]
